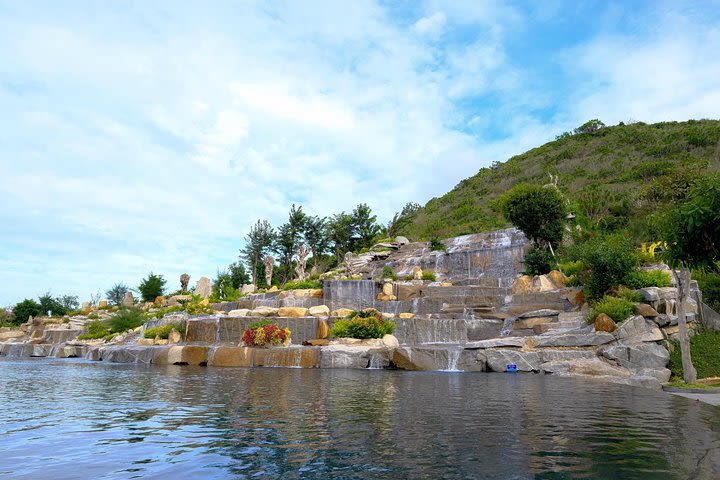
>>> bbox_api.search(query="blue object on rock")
[506,364,518,372]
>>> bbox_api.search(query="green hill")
[393,119,720,241]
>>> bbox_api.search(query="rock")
[512,275,533,295]
[278,307,309,317]
[535,332,615,347]
[309,289,324,298]
[304,339,330,346]
[317,319,329,339]
[241,284,256,295]
[332,308,354,318]
[594,313,616,333]
[154,345,209,366]
[486,349,540,372]
[168,329,182,344]
[308,305,330,317]
[320,344,383,369]
[382,283,394,296]
[541,358,631,378]
[652,314,671,327]
[154,339,169,346]
[615,316,664,343]
[195,277,212,299]
[538,349,597,362]
[227,309,250,317]
[0,331,24,342]
[154,296,165,305]
[601,343,669,369]
[382,334,399,348]
[634,303,659,317]
[533,275,557,292]
[209,346,253,367]
[412,266,423,280]
[440,282,453,287]
[547,270,566,288]
[636,287,660,302]
[98,300,108,308]
[381,313,395,320]
[398,313,415,320]
[138,338,154,346]
[268,286,278,292]
[514,317,555,330]
[395,236,410,245]
[82,302,92,314]
[518,309,560,319]
[391,346,484,372]
[657,287,678,300]
[377,293,397,301]
[123,292,135,307]
[464,337,526,349]
[565,288,585,306]
[397,284,423,301]
[248,306,279,317]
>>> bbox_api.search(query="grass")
[668,330,720,380]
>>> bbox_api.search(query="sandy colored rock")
[248,306,279,317]
[547,270,566,288]
[154,296,165,305]
[634,303,659,317]
[382,283,394,296]
[533,275,557,292]
[398,312,415,319]
[98,300,108,308]
[241,284,256,295]
[156,345,208,365]
[332,308,354,318]
[514,317,554,330]
[440,282,453,287]
[278,307,309,317]
[138,338,154,346]
[168,329,182,344]
[512,275,533,295]
[0,330,24,341]
[317,319,329,339]
[308,305,330,317]
[594,313,616,332]
[209,346,253,367]
[396,283,423,301]
[381,313,395,320]
[82,302,92,315]
[412,266,423,280]
[304,339,330,346]
[377,293,397,301]
[227,309,250,317]
[382,334,399,348]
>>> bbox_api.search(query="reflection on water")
[1,358,719,479]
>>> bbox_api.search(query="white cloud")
[413,12,447,36]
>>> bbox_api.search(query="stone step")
[451,277,514,288]
[423,286,512,297]
[504,303,569,315]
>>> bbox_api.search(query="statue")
[295,244,310,280]
[263,255,274,287]
[344,251,356,276]
[180,273,190,293]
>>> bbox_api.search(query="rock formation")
[180,273,190,293]
[263,256,274,287]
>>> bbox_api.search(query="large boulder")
[195,277,212,299]
[154,345,209,365]
[278,307,309,317]
[547,270,566,288]
[397,283,423,301]
[317,319,329,339]
[123,292,135,307]
[615,316,664,343]
[392,346,484,371]
[248,306,279,317]
[512,275,533,295]
[308,305,330,317]
[532,275,557,292]
[541,357,631,378]
[241,284,256,295]
[0,330,25,342]
[594,313,616,333]
[227,309,250,317]
[535,332,615,347]
[601,342,669,370]
[634,303,659,317]
[518,309,560,318]
[331,308,354,318]
[485,349,540,372]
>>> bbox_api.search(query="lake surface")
[1,358,719,479]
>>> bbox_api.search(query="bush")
[330,310,395,339]
[185,301,214,316]
[694,271,720,312]
[242,324,291,347]
[669,330,720,379]
[249,319,272,330]
[575,235,639,299]
[381,266,396,280]
[421,271,436,281]
[143,322,185,339]
[38,292,71,317]
[500,183,567,247]
[429,238,447,252]
[588,295,636,323]
[138,272,167,302]
[77,319,110,340]
[107,308,146,333]
[524,246,555,276]
[105,283,130,306]
[150,305,184,319]
[12,299,42,324]
[282,279,322,290]
[624,269,672,289]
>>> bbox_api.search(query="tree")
[304,216,330,268]
[106,282,130,306]
[656,174,720,383]
[501,184,567,249]
[328,212,354,259]
[38,292,70,316]
[273,204,307,283]
[59,294,79,312]
[574,119,605,135]
[12,298,41,323]
[351,203,381,251]
[388,202,420,236]
[228,261,250,288]
[241,219,275,286]
[138,272,167,302]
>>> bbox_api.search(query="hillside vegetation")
[393,119,720,242]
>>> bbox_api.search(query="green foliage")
[107,307,146,333]
[138,272,167,302]
[500,184,567,247]
[150,305,184,319]
[227,262,250,289]
[381,266,396,280]
[421,271,436,281]
[669,330,720,380]
[429,237,447,252]
[105,282,130,306]
[694,270,720,312]
[574,119,606,135]
[211,269,242,302]
[351,203,382,251]
[241,219,276,286]
[38,292,73,317]
[77,319,111,340]
[143,323,185,339]
[588,295,636,323]
[0,309,16,327]
[184,301,214,316]
[330,310,395,339]
[282,279,322,290]
[248,319,272,330]
[567,235,639,299]
[12,299,42,323]
[523,246,555,276]
[624,269,672,289]
[273,204,308,283]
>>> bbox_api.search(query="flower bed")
[242,323,292,347]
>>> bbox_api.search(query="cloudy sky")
[1,0,719,305]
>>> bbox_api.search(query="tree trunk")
[252,254,258,286]
[672,266,697,384]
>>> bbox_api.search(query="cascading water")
[443,347,463,372]
[367,352,384,369]
[323,280,377,311]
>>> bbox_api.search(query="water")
[1,358,720,479]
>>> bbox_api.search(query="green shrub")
[524,246,555,276]
[77,319,111,340]
[143,322,185,339]
[185,301,214,316]
[151,305,184,319]
[330,310,395,339]
[669,330,720,379]
[381,266,396,280]
[107,307,146,333]
[248,319,273,330]
[138,272,167,302]
[500,183,567,247]
[694,270,720,312]
[588,295,636,323]
[624,269,672,289]
[429,238,447,252]
[12,299,42,324]
[282,279,322,290]
[576,235,639,299]
[105,282,130,306]
[421,271,436,281]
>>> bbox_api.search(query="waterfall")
[323,280,377,311]
[442,348,462,372]
[367,352,384,369]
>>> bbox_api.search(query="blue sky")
[1,0,719,306]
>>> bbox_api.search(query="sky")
[1,0,719,306]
